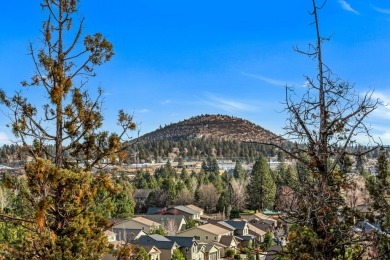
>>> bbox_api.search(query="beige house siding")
[178,225,232,243]
[113,219,160,234]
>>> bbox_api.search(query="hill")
[137,114,281,143]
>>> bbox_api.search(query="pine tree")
[0,0,135,257]
[246,156,276,211]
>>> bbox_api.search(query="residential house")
[143,215,187,235]
[200,243,220,260]
[218,236,239,254]
[166,236,204,260]
[186,204,204,216]
[177,223,233,243]
[247,223,267,243]
[141,245,162,260]
[133,234,180,260]
[112,217,160,234]
[220,220,249,236]
[242,212,278,227]
[111,228,147,242]
[168,205,201,221]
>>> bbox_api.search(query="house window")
[205,236,208,240]
[194,236,200,240]
[214,236,217,240]
[186,248,189,253]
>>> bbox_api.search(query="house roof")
[197,223,231,235]
[224,220,247,230]
[216,221,236,231]
[218,235,237,247]
[235,235,255,241]
[249,222,273,232]
[143,215,187,229]
[149,234,171,241]
[247,223,267,236]
[165,236,196,248]
[134,235,178,250]
[132,217,160,227]
[141,245,161,255]
[201,243,220,252]
[173,205,199,215]
[186,204,203,213]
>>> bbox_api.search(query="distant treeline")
[127,138,383,163]
[0,141,384,165]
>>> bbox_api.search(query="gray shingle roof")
[173,205,198,215]
[134,235,177,249]
[224,220,247,230]
[165,236,196,247]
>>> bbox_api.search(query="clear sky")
[1,0,390,145]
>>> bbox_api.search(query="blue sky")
[1,0,390,145]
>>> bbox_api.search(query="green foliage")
[285,225,323,259]
[230,209,240,219]
[111,180,135,218]
[149,226,168,236]
[171,249,186,260]
[246,156,276,211]
[0,0,134,170]
[261,231,273,251]
[226,248,235,257]
[233,161,246,181]
[2,159,117,258]
[365,148,390,258]
[115,244,150,260]
[131,137,276,163]
[186,219,196,229]
[234,254,242,260]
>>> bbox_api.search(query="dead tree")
[261,0,379,258]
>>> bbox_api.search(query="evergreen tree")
[246,156,276,211]
[366,147,390,257]
[233,161,246,181]
[172,249,186,260]
[0,0,135,257]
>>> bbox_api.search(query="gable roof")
[219,235,237,247]
[173,205,199,215]
[224,220,247,230]
[141,245,161,255]
[165,236,197,248]
[186,204,203,213]
[149,234,171,241]
[247,223,267,236]
[197,223,231,235]
[132,216,160,227]
[216,221,236,231]
[200,243,220,252]
[235,235,255,241]
[134,235,178,249]
[143,215,187,228]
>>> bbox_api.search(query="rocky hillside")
[137,114,281,143]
